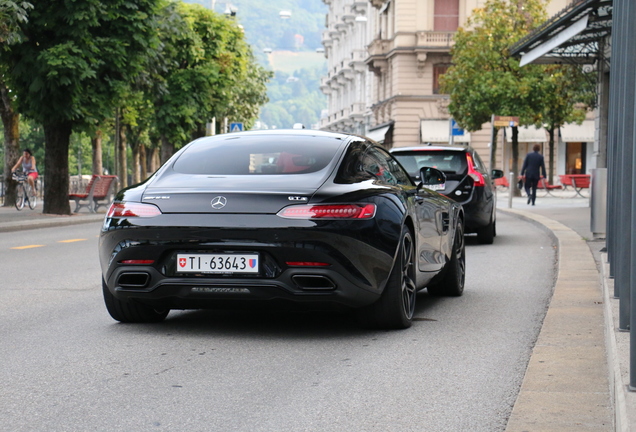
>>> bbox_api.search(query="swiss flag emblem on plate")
[179,258,186,268]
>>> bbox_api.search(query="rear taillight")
[277,203,376,219]
[120,260,155,265]
[465,153,485,187]
[107,202,162,218]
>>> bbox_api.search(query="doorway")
[566,142,586,174]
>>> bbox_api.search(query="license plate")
[427,183,446,191]
[177,253,259,274]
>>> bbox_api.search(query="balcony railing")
[367,39,391,57]
[416,31,455,48]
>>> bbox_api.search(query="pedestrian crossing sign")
[230,122,244,132]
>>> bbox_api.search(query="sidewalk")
[497,190,635,431]
[0,193,634,430]
[0,202,105,233]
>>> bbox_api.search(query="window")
[433,64,451,94]
[336,141,411,186]
[172,135,341,175]
[434,0,459,31]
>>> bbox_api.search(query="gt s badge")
[288,196,308,201]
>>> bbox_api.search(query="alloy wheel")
[400,232,417,320]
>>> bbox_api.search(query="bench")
[537,178,563,197]
[558,175,573,190]
[69,175,118,213]
[494,176,509,189]
[560,174,590,197]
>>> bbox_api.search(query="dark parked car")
[99,130,465,329]
[390,145,503,244]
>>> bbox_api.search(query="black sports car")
[99,130,465,329]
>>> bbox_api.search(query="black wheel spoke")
[401,234,416,319]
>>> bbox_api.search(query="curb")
[601,255,634,432]
[0,214,104,233]
[500,208,614,431]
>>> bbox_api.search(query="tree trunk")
[547,127,555,185]
[149,146,160,173]
[117,126,127,189]
[511,126,521,197]
[1,82,20,207]
[489,127,498,172]
[160,134,174,165]
[91,130,103,175]
[131,143,141,185]
[140,144,148,180]
[43,122,73,215]
[192,123,206,140]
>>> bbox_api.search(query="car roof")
[218,129,351,140]
[390,145,473,153]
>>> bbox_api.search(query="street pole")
[507,171,514,209]
[489,114,496,173]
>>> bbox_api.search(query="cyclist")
[11,148,38,192]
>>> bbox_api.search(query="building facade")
[319,0,596,180]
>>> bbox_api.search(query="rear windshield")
[172,135,343,175]
[393,150,468,177]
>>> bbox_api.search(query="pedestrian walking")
[519,144,546,206]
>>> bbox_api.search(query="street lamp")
[224,3,237,17]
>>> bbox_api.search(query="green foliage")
[258,67,326,129]
[152,2,269,147]
[536,64,596,129]
[441,0,549,131]
[185,0,327,55]
[2,0,163,129]
[0,0,32,44]
[182,0,327,129]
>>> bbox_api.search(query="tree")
[150,3,270,163]
[535,64,596,183]
[0,0,31,207]
[0,0,31,44]
[440,0,549,192]
[1,0,162,214]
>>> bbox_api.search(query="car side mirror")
[418,167,446,189]
[491,169,504,179]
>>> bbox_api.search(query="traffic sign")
[450,119,464,136]
[229,122,244,132]
[493,116,519,127]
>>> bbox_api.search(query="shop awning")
[505,126,547,142]
[366,124,392,143]
[510,0,612,66]
[420,120,470,143]
[560,120,595,142]
[519,15,589,66]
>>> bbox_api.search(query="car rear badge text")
[288,196,308,201]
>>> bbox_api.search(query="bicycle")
[12,170,37,210]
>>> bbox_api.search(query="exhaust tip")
[291,275,336,291]
[117,272,150,289]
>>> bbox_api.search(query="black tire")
[15,185,25,210]
[476,218,495,244]
[102,279,169,323]
[27,184,37,209]
[428,221,465,297]
[356,226,416,330]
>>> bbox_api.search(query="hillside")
[183,0,328,129]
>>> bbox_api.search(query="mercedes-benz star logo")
[210,196,227,209]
